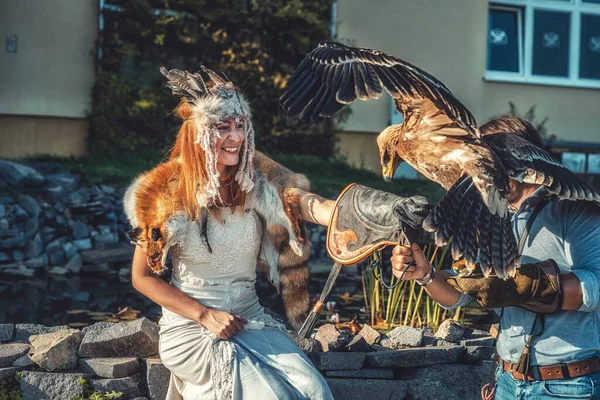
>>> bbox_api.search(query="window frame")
[485,0,600,89]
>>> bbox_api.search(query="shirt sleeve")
[564,201,600,312]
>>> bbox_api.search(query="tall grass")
[361,243,464,330]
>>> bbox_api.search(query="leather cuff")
[520,259,564,314]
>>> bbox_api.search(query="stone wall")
[0,318,495,400]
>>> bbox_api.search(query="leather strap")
[502,356,600,381]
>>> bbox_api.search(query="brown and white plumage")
[280,41,600,279]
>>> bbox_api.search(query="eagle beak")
[381,154,402,183]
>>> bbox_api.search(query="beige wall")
[0,115,88,158]
[335,0,600,167]
[0,0,97,118]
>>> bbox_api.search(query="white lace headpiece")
[160,66,255,207]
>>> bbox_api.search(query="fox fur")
[123,151,311,330]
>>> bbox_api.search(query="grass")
[15,151,444,201]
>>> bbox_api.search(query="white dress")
[158,208,333,400]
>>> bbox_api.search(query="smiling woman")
[124,66,333,400]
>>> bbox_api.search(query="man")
[392,116,600,399]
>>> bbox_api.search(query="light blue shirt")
[447,187,600,366]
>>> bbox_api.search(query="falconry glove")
[446,259,564,313]
[326,184,432,265]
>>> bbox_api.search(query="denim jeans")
[495,367,600,399]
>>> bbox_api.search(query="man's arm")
[391,244,470,308]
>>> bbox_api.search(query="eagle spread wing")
[279,41,478,137]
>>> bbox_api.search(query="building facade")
[334,0,600,176]
[0,0,97,158]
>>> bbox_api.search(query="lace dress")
[158,208,333,400]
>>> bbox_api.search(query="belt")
[502,356,600,381]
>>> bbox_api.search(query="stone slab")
[0,343,30,367]
[365,346,465,369]
[310,352,366,371]
[401,361,495,400]
[19,371,91,400]
[465,346,495,362]
[460,336,495,347]
[79,318,158,358]
[325,378,408,400]
[325,368,394,379]
[0,323,14,342]
[80,246,133,264]
[0,367,17,382]
[90,374,145,398]
[79,357,140,378]
[15,324,71,343]
[143,358,170,400]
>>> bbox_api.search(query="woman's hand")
[198,309,247,340]
[391,243,432,280]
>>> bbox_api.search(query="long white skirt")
[159,312,333,400]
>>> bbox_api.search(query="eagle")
[280,41,600,279]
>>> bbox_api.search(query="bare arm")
[131,246,245,339]
[296,189,335,226]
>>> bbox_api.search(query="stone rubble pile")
[1,316,495,400]
[0,160,132,278]
[0,318,168,400]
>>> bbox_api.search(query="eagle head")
[377,127,402,183]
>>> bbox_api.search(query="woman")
[127,66,334,400]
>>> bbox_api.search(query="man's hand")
[391,243,432,281]
[446,260,564,313]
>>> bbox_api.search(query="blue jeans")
[495,367,600,399]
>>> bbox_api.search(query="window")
[486,0,600,88]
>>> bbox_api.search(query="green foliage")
[91,0,334,157]
[72,377,123,400]
[0,371,22,400]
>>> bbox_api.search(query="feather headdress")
[160,66,255,206]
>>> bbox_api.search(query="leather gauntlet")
[446,259,564,313]
[326,183,431,265]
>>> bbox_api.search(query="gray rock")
[0,233,27,249]
[48,250,66,266]
[292,334,323,353]
[17,195,41,218]
[24,233,43,259]
[29,329,83,371]
[465,346,496,362]
[313,324,354,352]
[24,217,39,235]
[45,238,64,254]
[143,358,170,400]
[90,374,145,398]
[10,250,24,262]
[309,352,366,371]
[0,263,34,277]
[11,205,29,221]
[326,379,408,400]
[436,339,460,347]
[345,334,370,352]
[73,238,92,250]
[62,241,77,259]
[325,368,394,379]
[0,367,17,382]
[24,254,49,269]
[81,322,115,336]
[0,218,8,230]
[0,204,5,219]
[79,357,139,378]
[358,324,381,345]
[47,266,70,275]
[93,232,119,249]
[45,173,79,192]
[19,371,90,400]
[72,220,90,239]
[402,362,494,400]
[41,226,56,243]
[15,324,71,343]
[0,252,9,263]
[79,318,159,358]
[435,319,466,342]
[0,343,30,367]
[461,336,495,347]
[381,326,424,349]
[0,324,14,342]
[12,354,35,367]
[65,254,82,273]
[365,346,465,369]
